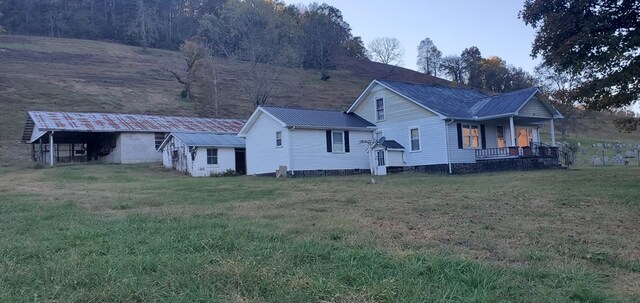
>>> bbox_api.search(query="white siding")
[387,150,404,166]
[101,133,122,163]
[189,147,236,177]
[245,112,290,175]
[519,96,553,118]
[352,84,437,123]
[351,84,449,166]
[289,129,371,171]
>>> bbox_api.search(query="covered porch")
[473,116,558,161]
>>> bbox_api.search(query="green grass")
[1,164,639,302]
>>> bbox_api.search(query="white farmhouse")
[241,80,564,176]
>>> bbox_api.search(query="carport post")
[49,131,54,166]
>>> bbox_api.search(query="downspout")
[289,126,295,176]
[445,119,454,174]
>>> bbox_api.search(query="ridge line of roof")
[27,110,246,121]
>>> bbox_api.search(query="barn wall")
[118,133,162,164]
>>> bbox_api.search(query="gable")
[518,95,554,118]
[350,83,438,123]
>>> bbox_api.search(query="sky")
[294,0,540,73]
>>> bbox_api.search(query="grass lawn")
[0,164,639,302]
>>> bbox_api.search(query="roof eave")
[287,125,376,131]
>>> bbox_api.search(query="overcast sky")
[294,0,540,73]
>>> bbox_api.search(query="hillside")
[0,35,636,165]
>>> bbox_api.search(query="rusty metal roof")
[23,111,246,143]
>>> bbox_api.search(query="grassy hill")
[0,35,636,165]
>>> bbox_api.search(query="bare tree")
[199,0,300,107]
[535,64,582,141]
[164,37,209,101]
[416,38,442,76]
[440,55,465,83]
[367,37,404,66]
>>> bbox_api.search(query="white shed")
[159,132,246,177]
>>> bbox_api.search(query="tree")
[461,46,483,87]
[0,0,4,34]
[164,37,209,101]
[367,37,404,66]
[481,56,510,92]
[416,38,441,76]
[199,0,300,107]
[299,3,350,79]
[521,0,640,111]
[440,55,465,83]
[535,64,581,140]
[343,36,368,59]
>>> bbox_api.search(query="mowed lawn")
[0,165,639,302]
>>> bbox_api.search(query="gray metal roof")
[170,132,245,148]
[382,140,404,150]
[378,80,487,118]
[377,80,559,120]
[26,111,245,133]
[261,106,375,129]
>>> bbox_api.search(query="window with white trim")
[275,131,282,147]
[462,124,480,148]
[332,131,344,152]
[206,148,218,165]
[375,98,385,121]
[410,128,420,151]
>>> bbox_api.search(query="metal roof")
[261,106,375,129]
[377,80,487,118]
[24,111,246,142]
[376,80,560,120]
[170,132,245,148]
[382,140,404,150]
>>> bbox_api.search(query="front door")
[496,125,505,148]
[516,128,533,147]
[375,149,387,176]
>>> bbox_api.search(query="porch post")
[509,116,516,146]
[49,131,55,166]
[550,119,556,147]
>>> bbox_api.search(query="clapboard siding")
[352,84,437,124]
[245,112,290,175]
[290,129,371,171]
[519,96,553,118]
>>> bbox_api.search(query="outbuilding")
[158,132,246,177]
[21,111,245,166]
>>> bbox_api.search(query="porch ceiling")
[512,116,552,125]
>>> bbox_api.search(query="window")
[410,128,420,151]
[154,132,166,149]
[332,131,344,152]
[275,131,282,147]
[462,124,480,148]
[206,148,218,165]
[375,98,385,121]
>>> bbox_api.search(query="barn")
[22,111,245,166]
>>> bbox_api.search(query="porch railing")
[475,143,559,160]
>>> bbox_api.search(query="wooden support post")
[49,132,54,166]
[509,116,516,147]
[550,118,556,147]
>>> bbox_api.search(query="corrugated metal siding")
[518,96,553,118]
[27,111,245,134]
[245,112,290,175]
[290,129,371,171]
